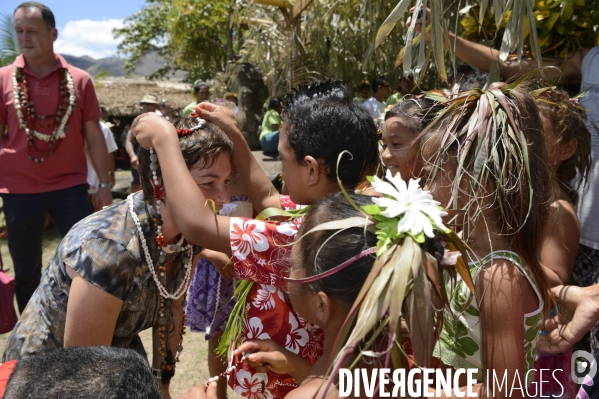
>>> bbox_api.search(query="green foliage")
[113,1,174,78]
[169,0,236,80]
[115,0,409,94]
[460,0,599,59]
[0,13,20,67]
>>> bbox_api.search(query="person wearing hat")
[126,93,162,193]
[139,93,160,114]
[182,81,210,116]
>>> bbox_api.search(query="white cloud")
[54,19,124,59]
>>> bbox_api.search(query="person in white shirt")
[362,75,390,122]
[87,121,117,207]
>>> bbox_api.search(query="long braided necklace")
[12,67,76,162]
[128,148,194,384]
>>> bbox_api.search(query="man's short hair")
[4,346,161,399]
[14,2,55,30]
[371,75,388,94]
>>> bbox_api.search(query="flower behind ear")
[367,170,449,252]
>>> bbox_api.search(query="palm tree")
[0,13,19,67]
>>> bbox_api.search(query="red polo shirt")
[0,54,101,194]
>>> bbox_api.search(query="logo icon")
[571,350,596,384]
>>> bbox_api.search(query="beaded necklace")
[127,157,193,383]
[12,67,76,162]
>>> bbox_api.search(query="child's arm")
[540,197,579,286]
[200,249,234,280]
[131,113,232,253]
[196,103,282,213]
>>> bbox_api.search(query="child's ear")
[303,155,321,187]
[314,291,333,325]
[558,138,578,163]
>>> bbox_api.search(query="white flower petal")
[386,170,408,196]
[371,175,403,199]
[421,216,435,238]
[396,211,415,234]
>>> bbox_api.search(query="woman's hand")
[130,112,177,149]
[234,340,312,382]
[540,284,599,354]
[182,381,218,399]
[195,103,240,137]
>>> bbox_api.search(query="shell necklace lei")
[12,66,76,162]
[128,193,193,379]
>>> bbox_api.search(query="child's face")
[189,152,232,211]
[278,124,312,204]
[381,117,423,180]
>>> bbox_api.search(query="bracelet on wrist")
[98,182,113,189]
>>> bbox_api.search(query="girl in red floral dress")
[132,80,380,398]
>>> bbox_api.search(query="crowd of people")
[1,1,599,399]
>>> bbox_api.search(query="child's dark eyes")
[199,182,214,189]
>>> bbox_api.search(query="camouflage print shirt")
[3,192,198,361]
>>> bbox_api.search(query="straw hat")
[139,93,159,105]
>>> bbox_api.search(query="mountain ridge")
[60,52,186,80]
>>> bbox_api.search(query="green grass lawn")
[0,197,241,398]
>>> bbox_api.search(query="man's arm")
[125,130,139,170]
[448,33,585,84]
[409,11,585,84]
[84,120,113,209]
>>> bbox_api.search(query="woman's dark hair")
[536,90,592,204]
[294,192,444,308]
[385,96,443,136]
[283,80,380,189]
[138,117,234,202]
[268,97,281,110]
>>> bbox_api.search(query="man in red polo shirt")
[0,1,112,312]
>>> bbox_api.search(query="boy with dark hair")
[131,79,379,398]
[362,75,390,120]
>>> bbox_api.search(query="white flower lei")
[12,67,76,142]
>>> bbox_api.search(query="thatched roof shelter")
[95,77,193,117]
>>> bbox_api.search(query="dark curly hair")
[282,80,380,189]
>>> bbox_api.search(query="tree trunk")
[237,63,267,150]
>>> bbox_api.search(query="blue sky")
[1,0,147,59]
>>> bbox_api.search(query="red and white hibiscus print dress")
[228,196,324,399]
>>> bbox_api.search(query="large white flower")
[371,170,448,238]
